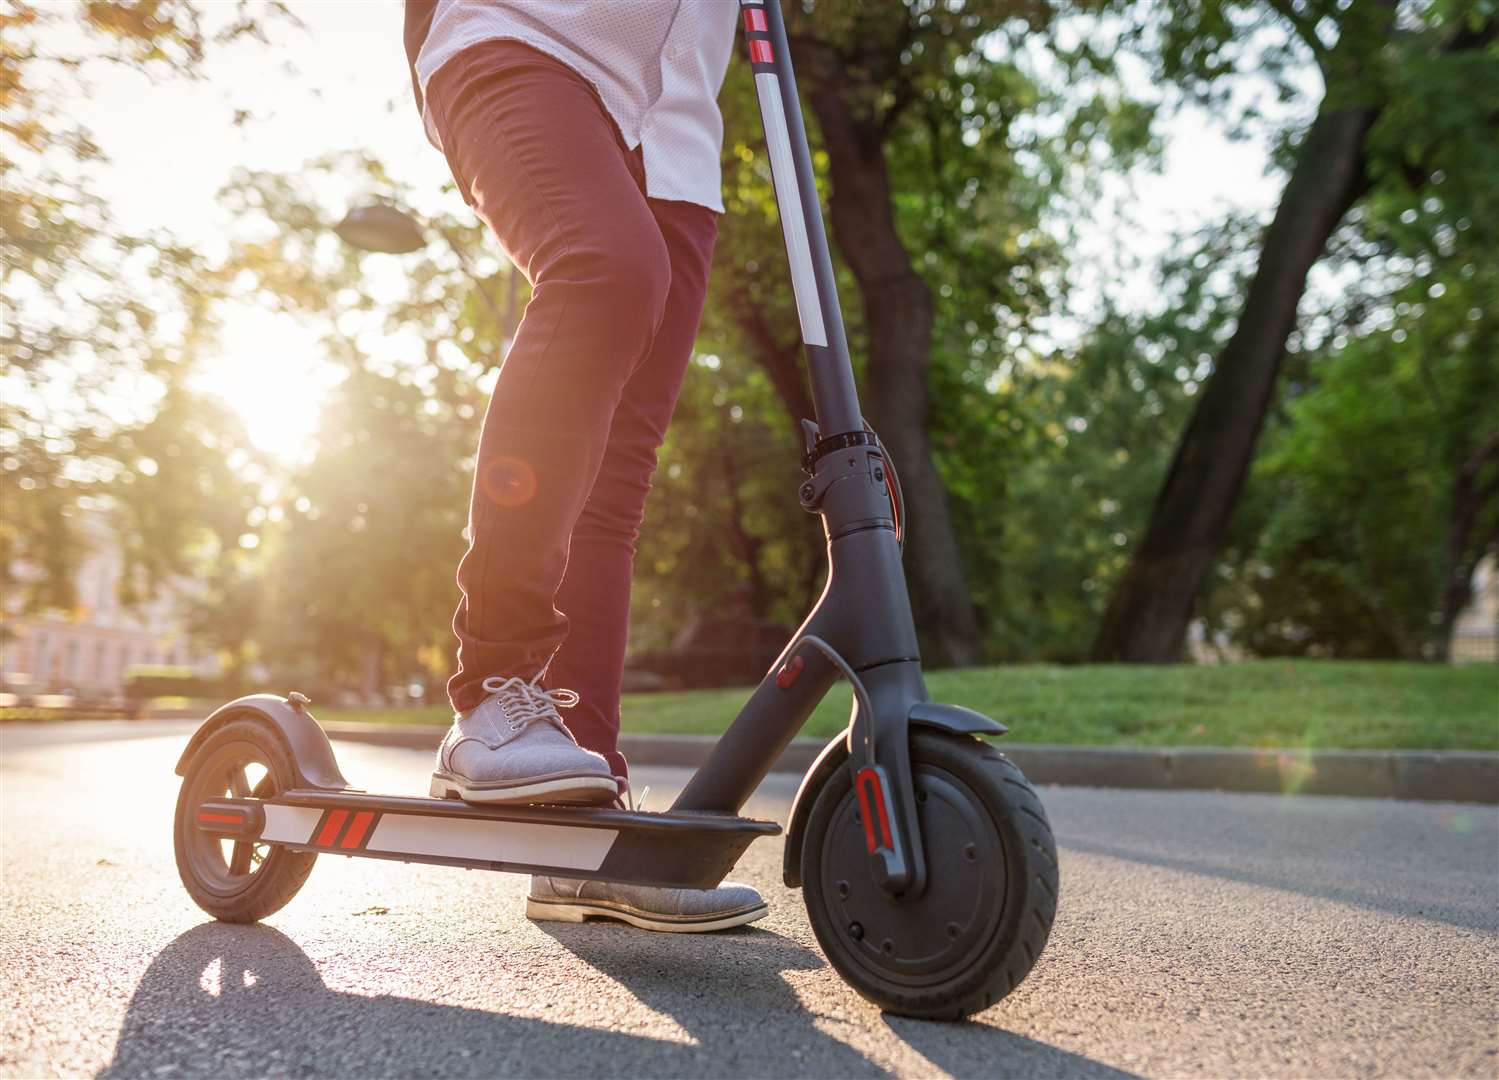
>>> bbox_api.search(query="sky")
[61,1,1299,459]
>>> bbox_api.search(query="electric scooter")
[174,0,1058,1021]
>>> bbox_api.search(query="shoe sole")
[525,895,770,933]
[429,772,618,805]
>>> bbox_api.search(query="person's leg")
[423,40,670,804]
[543,199,719,781]
[426,41,671,716]
[520,193,768,932]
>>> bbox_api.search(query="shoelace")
[479,673,580,735]
[613,779,651,813]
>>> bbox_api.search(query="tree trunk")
[724,301,831,603]
[729,301,817,436]
[721,449,771,618]
[1090,99,1378,663]
[800,51,983,667]
[1435,431,1499,660]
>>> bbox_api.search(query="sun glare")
[192,308,341,463]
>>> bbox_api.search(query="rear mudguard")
[173,693,349,791]
[782,702,1007,887]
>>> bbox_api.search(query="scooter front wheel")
[173,717,317,922]
[801,731,1058,1019]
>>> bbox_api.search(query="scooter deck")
[195,789,781,890]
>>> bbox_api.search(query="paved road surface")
[2,723,1495,1078]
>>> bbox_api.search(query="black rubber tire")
[801,731,1058,1020]
[173,717,317,923]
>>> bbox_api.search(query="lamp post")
[333,202,519,336]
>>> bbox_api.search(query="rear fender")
[781,702,1007,887]
[173,693,348,791]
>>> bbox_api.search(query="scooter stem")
[738,0,862,436]
[671,1,931,896]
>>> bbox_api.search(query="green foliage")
[201,158,504,693]
[993,212,1259,659]
[1196,1,1499,659]
[0,0,292,611]
[259,365,476,691]
[121,666,240,701]
[1228,258,1498,658]
[628,354,816,652]
[1081,0,1498,660]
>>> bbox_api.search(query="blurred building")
[1450,555,1499,664]
[0,513,218,701]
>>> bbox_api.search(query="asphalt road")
[2,722,1495,1079]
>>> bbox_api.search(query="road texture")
[2,722,1495,1078]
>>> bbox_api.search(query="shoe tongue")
[504,697,573,741]
[468,698,512,743]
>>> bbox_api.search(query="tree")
[996,218,1252,659]
[1092,0,1497,661]
[627,353,817,652]
[204,157,505,695]
[1217,172,1499,659]
[1,0,292,609]
[107,385,268,681]
[257,362,477,694]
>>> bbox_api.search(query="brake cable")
[863,422,905,553]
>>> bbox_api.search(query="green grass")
[320,660,1499,752]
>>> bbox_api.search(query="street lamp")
[332,203,426,253]
[333,202,518,334]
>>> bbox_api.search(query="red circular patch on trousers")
[480,455,538,507]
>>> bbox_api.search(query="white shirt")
[416,1,740,212]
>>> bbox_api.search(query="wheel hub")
[817,764,1008,987]
[180,740,278,898]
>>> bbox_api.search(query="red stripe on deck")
[316,809,349,847]
[197,812,244,825]
[340,811,376,849]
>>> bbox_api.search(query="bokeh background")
[2,0,1495,739]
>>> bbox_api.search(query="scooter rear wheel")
[174,717,317,923]
[801,731,1058,1019]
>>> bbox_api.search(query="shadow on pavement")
[541,923,1140,1079]
[103,923,864,1078]
[882,1016,1141,1080]
[536,920,886,1075]
[1058,836,1498,934]
[104,923,762,1078]
[104,921,1130,1079]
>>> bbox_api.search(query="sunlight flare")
[191,308,342,463]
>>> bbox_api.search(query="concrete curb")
[320,724,1499,805]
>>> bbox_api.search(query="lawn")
[319,660,1499,752]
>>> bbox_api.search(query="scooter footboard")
[194,790,781,890]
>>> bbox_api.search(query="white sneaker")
[430,674,617,805]
[526,875,768,932]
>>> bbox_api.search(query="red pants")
[428,40,718,778]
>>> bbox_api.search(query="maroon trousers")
[427,40,718,778]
